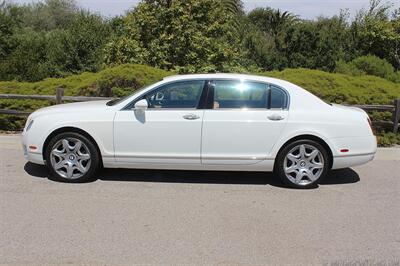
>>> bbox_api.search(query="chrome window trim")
[121,77,290,111]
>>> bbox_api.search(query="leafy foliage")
[376,132,400,146]
[0,64,170,98]
[0,0,111,82]
[1,0,400,82]
[350,0,400,69]
[335,55,400,82]
[248,7,298,39]
[265,68,400,104]
[245,9,355,72]
[104,0,244,73]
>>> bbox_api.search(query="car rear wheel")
[275,139,329,188]
[45,132,100,183]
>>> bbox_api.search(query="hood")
[30,100,110,118]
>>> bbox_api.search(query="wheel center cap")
[68,155,75,161]
[300,161,306,167]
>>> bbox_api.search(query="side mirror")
[134,99,148,110]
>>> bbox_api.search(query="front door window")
[144,80,205,109]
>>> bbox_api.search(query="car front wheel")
[275,140,330,188]
[45,132,100,182]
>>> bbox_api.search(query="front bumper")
[21,131,45,165]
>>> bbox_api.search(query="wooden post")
[56,87,64,104]
[393,99,400,134]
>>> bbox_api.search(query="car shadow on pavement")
[320,168,360,185]
[24,162,359,188]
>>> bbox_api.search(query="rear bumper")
[332,152,375,169]
[330,135,376,169]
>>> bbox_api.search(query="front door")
[201,79,289,165]
[113,80,206,165]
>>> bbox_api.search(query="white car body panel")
[201,109,288,165]
[22,73,377,172]
[113,109,203,165]
[22,100,115,165]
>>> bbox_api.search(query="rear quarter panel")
[270,104,375,159]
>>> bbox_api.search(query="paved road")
[1,134,399,265]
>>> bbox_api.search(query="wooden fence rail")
[0,88,399,133]
[0,94,113,102]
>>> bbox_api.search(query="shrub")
[264,68,400,104]
[376,132,400,147]
[335,55,399,83]
[352,56,397,81]
[0,64,171,97]
[335,59,365,76]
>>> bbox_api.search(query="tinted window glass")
[212,80,268,109]
[144,80,204,109]
[270,86,287,109]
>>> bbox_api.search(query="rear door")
[201,79,289,165]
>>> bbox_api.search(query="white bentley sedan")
[22,74,376,188]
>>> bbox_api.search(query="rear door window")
[211,80,268,109]
[211,80,288,109]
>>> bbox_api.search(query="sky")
[11,0,400,19]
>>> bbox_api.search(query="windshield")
[106,85,151,106]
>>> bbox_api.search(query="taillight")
[367,117,375,134]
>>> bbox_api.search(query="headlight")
[25,119,34,132]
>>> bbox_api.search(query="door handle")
[183,113,200,120]
[268,114,284,121]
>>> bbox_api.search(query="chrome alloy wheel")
[50,138,91,179]
[283,144,324,186]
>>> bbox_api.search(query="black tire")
[274,139,330,189]
[45,132,101,183]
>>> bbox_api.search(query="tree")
[0,1,24,80]
[0,29,48,81]
[246,8,298,70]
[248,8,297,39]
[104,0,244,73]
[20,0,79,31]
[351,0,400,69]
[0,0,111,81]
[45,11,110,76]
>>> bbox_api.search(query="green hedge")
[335,55,400,83]
[1,65,400,146]
[376,132,400,147]
[0,64,171,97]
[265,68,400,105]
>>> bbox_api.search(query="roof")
[162,73,292,88]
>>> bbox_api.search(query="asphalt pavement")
[1,134,399,265]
